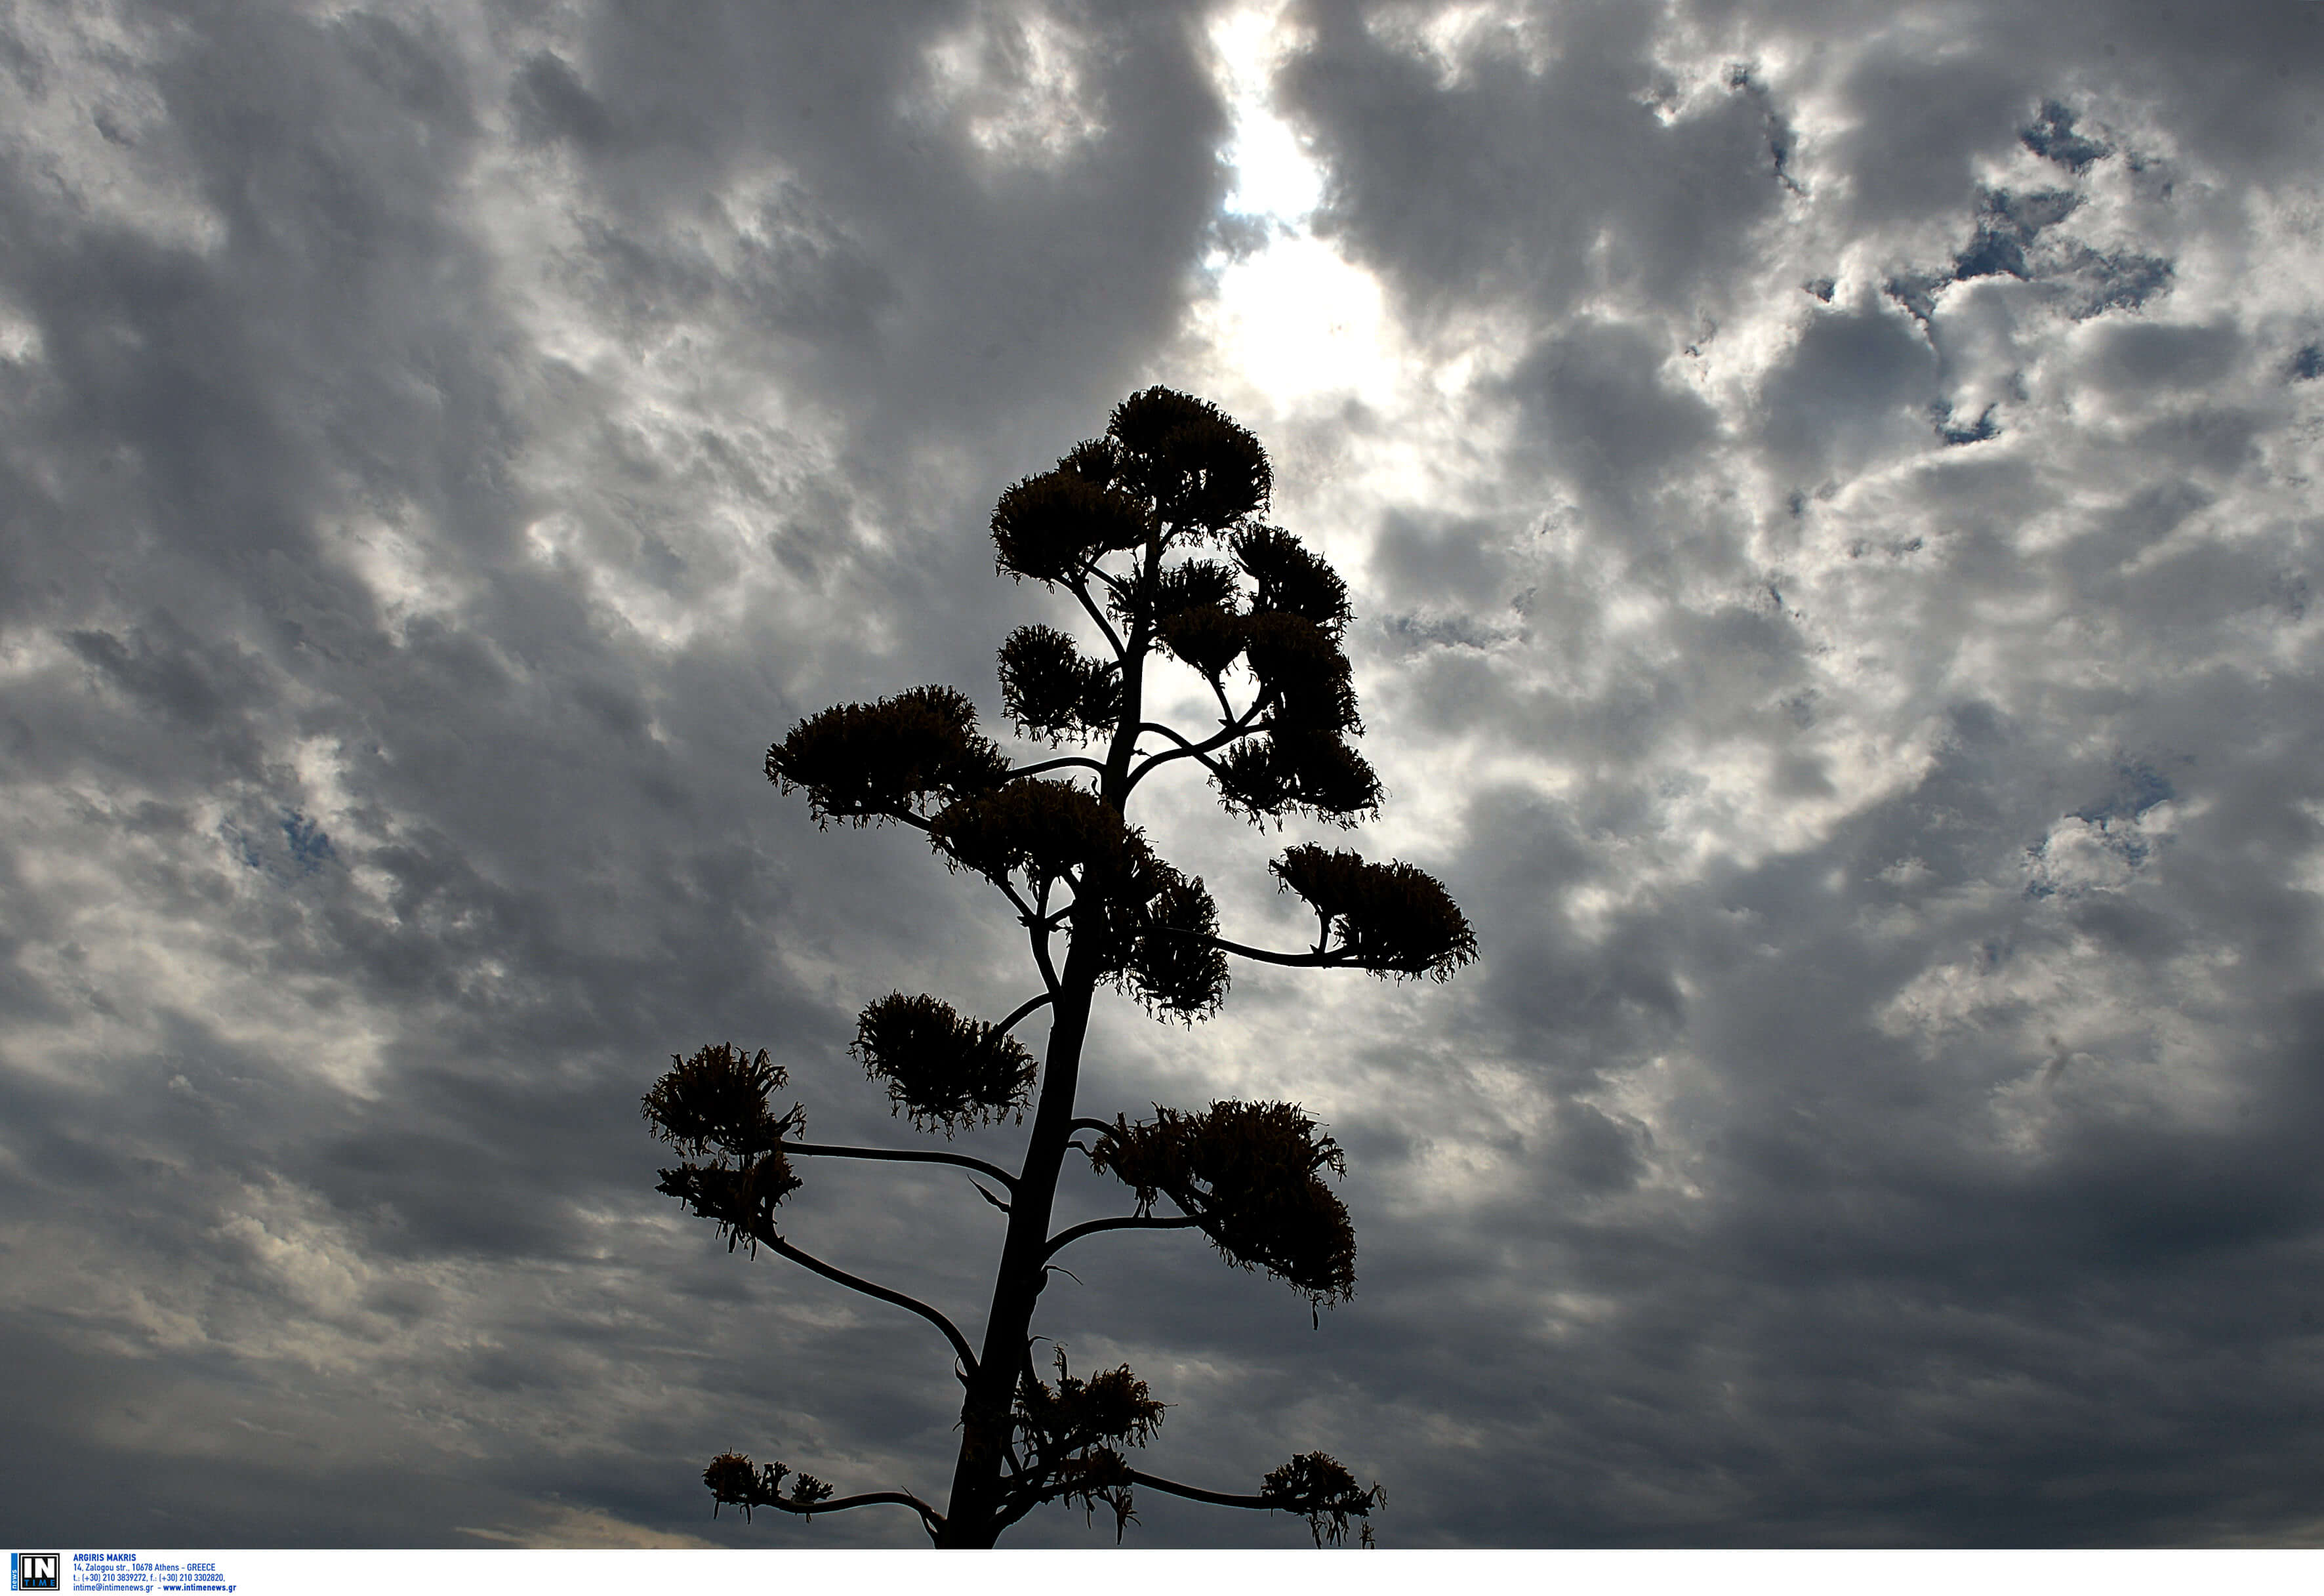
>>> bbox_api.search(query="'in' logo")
[11,1554,59,1593]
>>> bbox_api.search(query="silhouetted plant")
[645,387,1475,1547]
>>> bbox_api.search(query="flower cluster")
[928,777,1139,888]
[1012,1351,1168,1540]
[1090,1100,1356,1308]
[643,1044,807,1254]
[703,1453,834,1522]
[998,624,1121,744]
[1271,844,1480,980]
[765,685,1008,826]
[852,992,1037,1135]
[1258,1452,1382,1547]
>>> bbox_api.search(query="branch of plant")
[758,1227,981,1378]
[748,1488,947,1542]
[1006,754,1107,781]
[1040,1212,1202,1263]
[1122,714,1261,798]
[782,1140,1019,1194]
[1069,575,1128,664]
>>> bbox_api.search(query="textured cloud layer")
[3,0,2321,1549]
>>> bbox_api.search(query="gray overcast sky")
[5,0,2324,1551]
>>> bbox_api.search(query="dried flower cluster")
[853,992,1036,1134]
[1103,387,1273,529]
[1090,1101,1357,1308]
[765,685,1008,826]
[643,1044,805,1255]
[1272,844,1481,980]
[1009,1351,1170,1539]
[1259,1452,1384,1547]
[1213,727,1383,825]
[991,470,1149,584]
[928,777,1140,887]
[998,624,1122,743]
[703,1453,833,1522]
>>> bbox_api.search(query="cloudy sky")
[5,0,2324,1552]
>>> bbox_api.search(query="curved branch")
[1069,1116,1120,1141]
[784,1140,1018,1193]
[1204,935,1353,968]
[991,876,1063,994]
[1042,1213,1201,1262]
[1005,755,1107,781]
[1143,921,1351,970]
[1208,673,1244,726]
[1069,578,1128,664]
[990,989,1056,1042]
[1122,716,1260,800]
[1026,918,1061,996]
[1124,1469,1273,1512]
[762,1231,979,1377]
[750,1489,946,1542]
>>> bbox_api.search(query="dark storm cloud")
[1501,317,1720,526]
[1243,0,2324,1549]
[0,0,1254,1551]
[1277,0,1790,326]
[1756,295,1938,475]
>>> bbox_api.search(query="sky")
[4,0,2324,1553]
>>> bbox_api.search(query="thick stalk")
[935,540,1160,1547]
[935,951,1097,1546]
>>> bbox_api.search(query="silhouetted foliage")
[929,777,1139,887]
[1098,863,1230,1022]
[1273,844,1480,980]
[1259,1452,1384,1547]
[998,624,1121,743]
[1091,1101,1356,1309]
[1235,524,1351,634]
[645,388,1473,1547]
[766,685,1008,825]
[854,993,1036,1134]
[992,470,1148,584]
[1011,1350,1170,1539]
[643,1043,800,1158]
[644,1045,806,1256]
[1213,729,1383,825]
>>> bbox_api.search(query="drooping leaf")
[1089,1100,1356,1307]
[853,992,1037,1134]
[766,685,1009,826]
[1271,844,1478,980]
